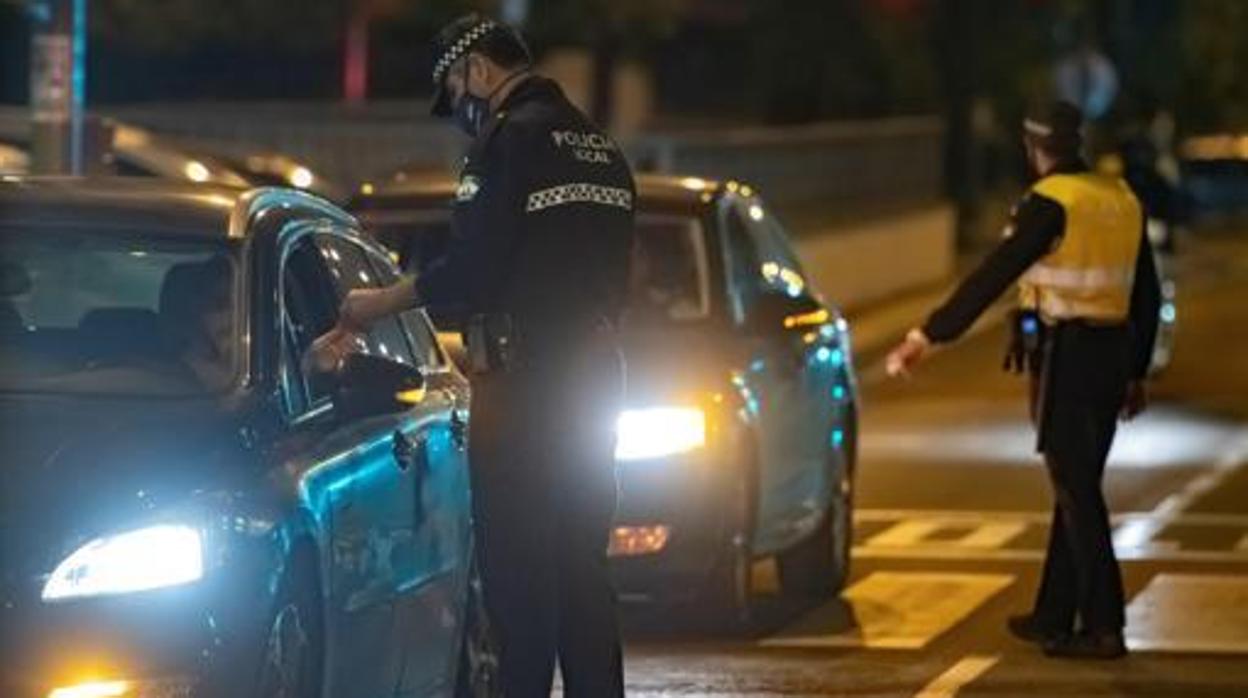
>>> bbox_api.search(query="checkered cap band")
[432,21,498,86]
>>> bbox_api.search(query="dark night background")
[2,0,1246,132]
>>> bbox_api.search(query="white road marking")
[761,572,1014,650]
[854,545,1248,563]
[853,508,1248,562]
[865,520,946,547]
[856,508,1248,528]
[1113,427,1248,551]
[1126,574,1248,654]
[914,655,1001,698]
[865,519,1026,550]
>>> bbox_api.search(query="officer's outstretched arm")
[887,194,1063,380]
[920,195,1064,345]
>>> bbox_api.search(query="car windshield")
[0,223,239,396]
[624,214,711,326]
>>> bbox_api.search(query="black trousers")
[1030,322,1129,635]
[468,344,625,698]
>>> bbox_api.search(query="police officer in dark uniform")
[317,14,635,697]
[887,101,1161,659]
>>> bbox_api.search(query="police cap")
[1024,100,1084,155]
[430,13,532,117]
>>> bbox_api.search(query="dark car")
[0,179,492,697]
[352,172,859,619]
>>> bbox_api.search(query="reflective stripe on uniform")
[1035,293,1130,322]
[526,183,633,213]
[1021,264,1135,291]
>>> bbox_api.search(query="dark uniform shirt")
[921,160,1162,380]
[415,76,636,346]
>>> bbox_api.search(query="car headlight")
[42,525,204,602]
[615,407,707,461]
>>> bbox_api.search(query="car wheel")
[777,422,856,598]
[701,442,757,630]
[454,557,501,698]
[253,558,323,698]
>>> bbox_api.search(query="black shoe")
[1007,614,1064,645]
[1043,631,1127,660]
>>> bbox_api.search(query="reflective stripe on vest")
[1018,173,1142,322]
[1021,264,1136,290]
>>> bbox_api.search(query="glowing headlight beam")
[42,525,204,602]
[48,681,132,698]
[615,407,706,461]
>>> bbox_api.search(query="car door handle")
[392,430,424,471]
[450,409,468,450]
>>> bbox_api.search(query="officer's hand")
[306,326,358,374]
[338,278,418,332]
[338,288,389,333]
[886,329,932,379]
[1121,380,1149,421]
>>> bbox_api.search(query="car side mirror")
[745,291,823,336]
[332,353,426,422]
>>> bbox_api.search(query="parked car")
[0,178,493,697]
[353,172,860,619]
[1180,133,1248,219]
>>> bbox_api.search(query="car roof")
[354,170,728,214]
[0,177,355,239]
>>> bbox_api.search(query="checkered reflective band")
[433,21,498,86]
[526,183,634,213]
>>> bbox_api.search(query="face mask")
[453,92,490,138]
[451,64,490,138]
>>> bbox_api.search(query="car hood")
[0,393,255,577]
[619,326,740,406]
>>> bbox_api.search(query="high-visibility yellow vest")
[1018,173,1143,322]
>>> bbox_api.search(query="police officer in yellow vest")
[887,101,1161,659]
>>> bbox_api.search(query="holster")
[466,313,517,375]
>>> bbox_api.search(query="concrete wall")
[795,204,956,311]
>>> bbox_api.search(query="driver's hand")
[886,329,932,379]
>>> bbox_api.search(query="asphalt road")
[614,230,1248,697]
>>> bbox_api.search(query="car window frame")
[312,231,422,370]
[277,221,340,425]
[359,245,451,374]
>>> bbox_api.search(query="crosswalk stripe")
[761,572,1014,650]
[854,545,1248,563]
[1126,573,1248,654]
[914,655,1001,698]
[865,520,1027,550]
